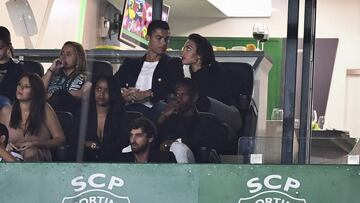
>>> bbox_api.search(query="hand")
[133,89,153,101]
[49,58,64,73]
[160,140,175,151]
[121,88,137,103]
[6,142,19,152]
[158,101,179,124]
[84,141,99,150]
[162,101,179,117]
[18,141,36,151]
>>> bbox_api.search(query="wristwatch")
[90,142,97,150]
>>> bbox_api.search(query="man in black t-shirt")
[0,26,23,102]
[157,78,227,162]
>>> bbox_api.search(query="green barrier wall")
[169,37,285,119]
[1,163,359,203]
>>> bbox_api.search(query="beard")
[131,142,150,154]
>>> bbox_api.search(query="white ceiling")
[107,0,226,18]
[163,0,226,18]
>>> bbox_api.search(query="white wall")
[0,0,83,49]
[316,0,360,132]
[168,0,289,38]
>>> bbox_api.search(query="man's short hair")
[176,78,199,98]
[131,117,157,139]
[0,26,11,46]
[0,123,9,145]
[147,20,170,36]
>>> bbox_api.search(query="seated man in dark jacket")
[157,78,227,162]
[0,26,23,103]
[113,20,183,121]
[116,117,176,163]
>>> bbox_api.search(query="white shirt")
[170,142,195,163]
[135,61,159,107]
[183,65,191,78]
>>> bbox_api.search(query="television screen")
[118,0,170,48]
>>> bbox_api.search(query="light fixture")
[207,0,272,17]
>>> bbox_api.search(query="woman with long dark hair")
[181,33,234,109]
[181,33,242,132]
[73,75,129,162]
[3,73,65,161]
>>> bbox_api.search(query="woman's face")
[16,77,32,101]
[95,79,110,107]
[59,45,77,70]
[181,40,199,65]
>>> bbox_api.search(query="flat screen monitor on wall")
[118,0,170,49]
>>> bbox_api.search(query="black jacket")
[0,59,23,102]
[114,54,184,103]
[158,112,227,160]
[191,61,234,111]
[72,101,129,162]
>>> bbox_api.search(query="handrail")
[14,49,265,64]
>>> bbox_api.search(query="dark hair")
[10,73,46,135]
[90,75,123,109]
[188,33,215,68]
[0,26,11,46]
[0,123,9,145]
[176,78,199,98]
[147,20,170,36]
[131,117,157,139]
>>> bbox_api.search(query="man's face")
[0,40,10,62]
[130,128,153,153]
[147,28,170,56]
[175,85,196,113]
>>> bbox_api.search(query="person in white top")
[0,123,22,162]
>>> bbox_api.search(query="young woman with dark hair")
[182,33,234,110]
[2,73,65,161]
[181,33,242,132]
[73,75,129,162]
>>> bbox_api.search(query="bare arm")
[20,104,65,150]
[42,58,63,91]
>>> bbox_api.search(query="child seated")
[0,123,23,162]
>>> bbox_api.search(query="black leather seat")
[196,112,227,161]
[20,60,44,77]
[220,62,258,151]
[87,60,113,83]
